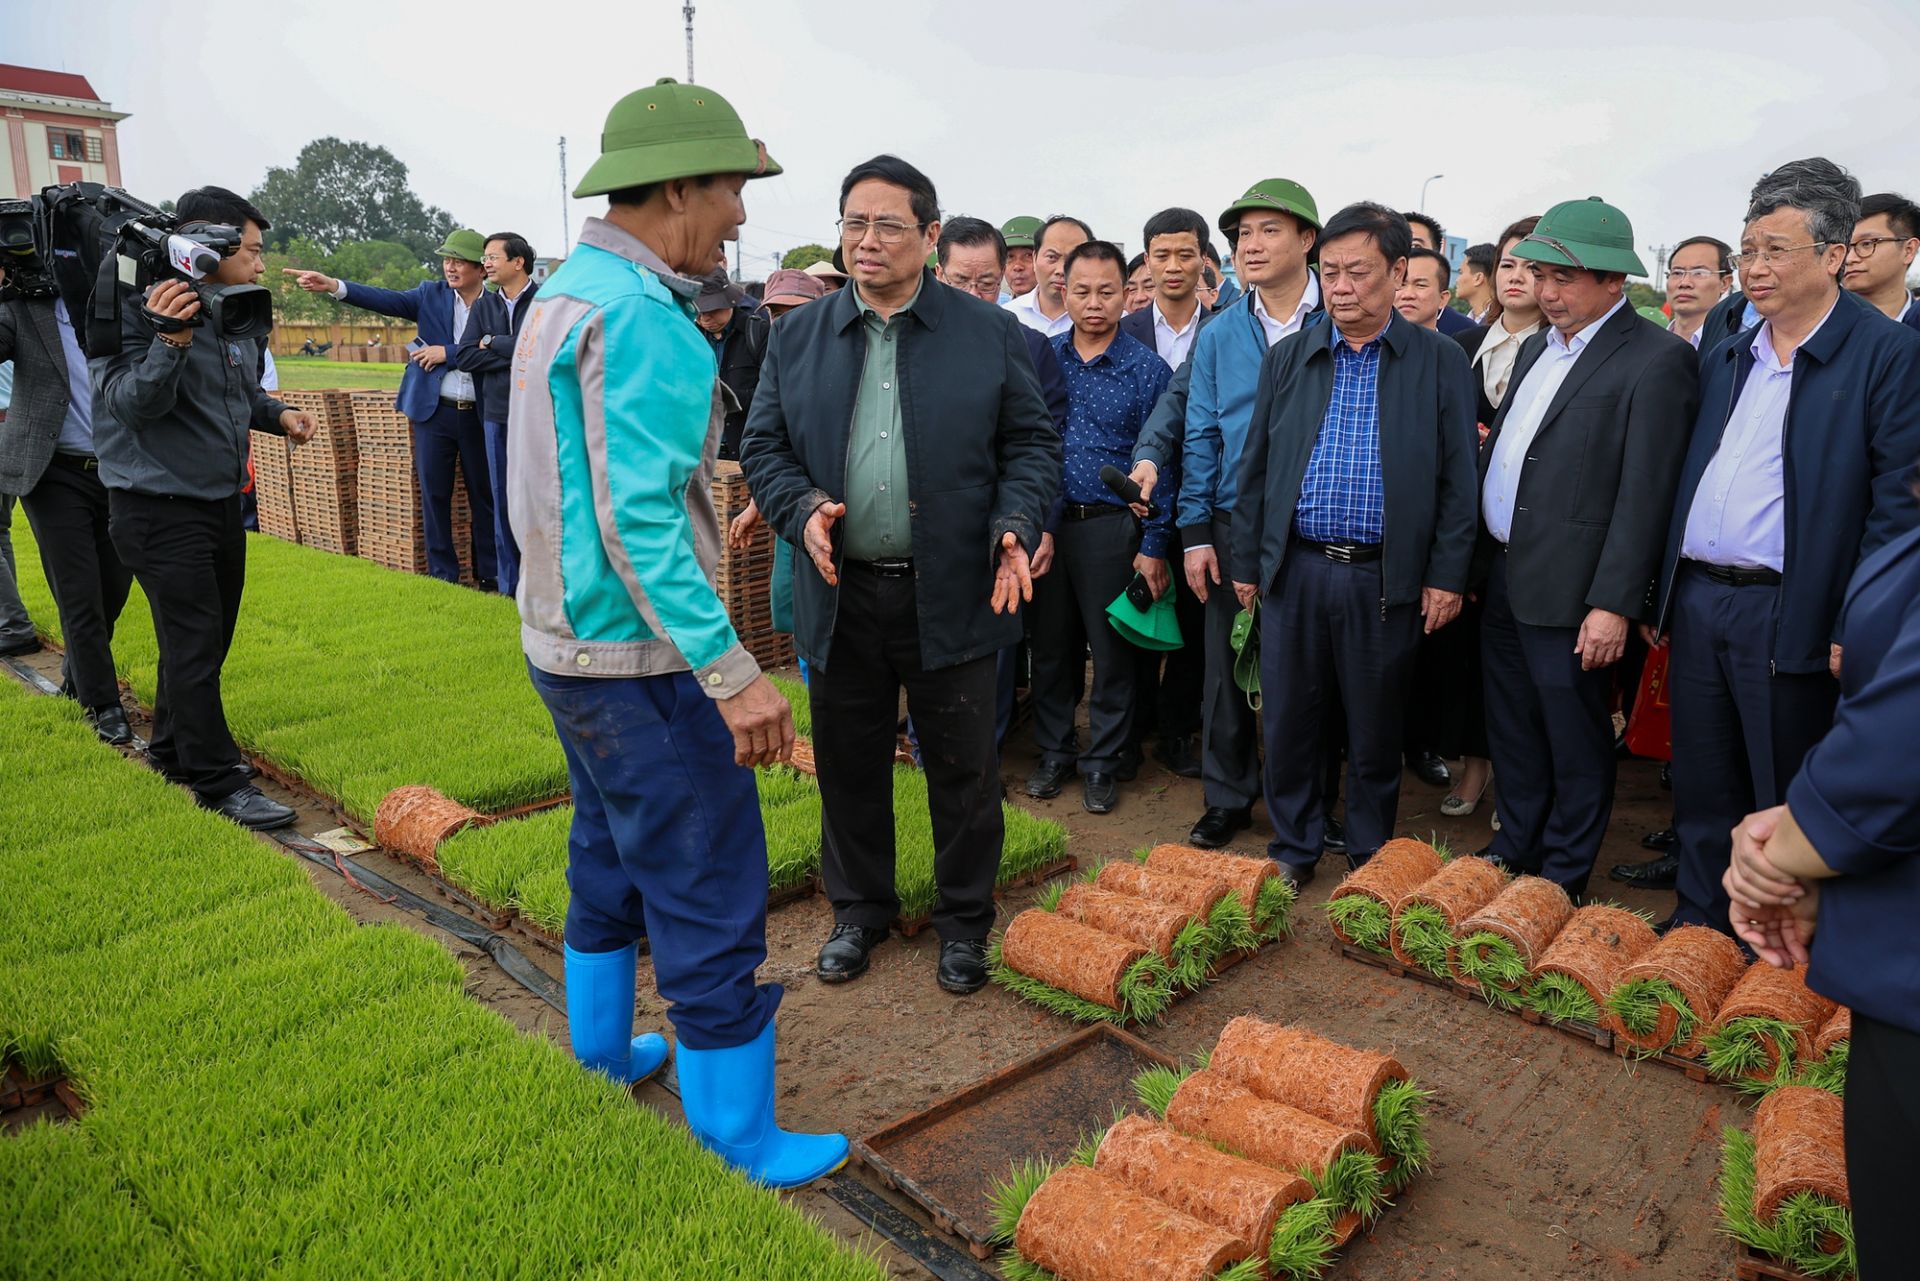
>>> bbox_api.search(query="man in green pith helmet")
[506,77,846,1189]
[1000,214,1042,301]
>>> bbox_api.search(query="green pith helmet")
[434,228,486,263]
[1002,215,1042,248]
[1107,587,1183,652]
[573,78,780,198]
[1512,197,1647,276]
[1219,179,1321,236]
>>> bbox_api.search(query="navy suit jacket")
[452,281,540,424]
[1654,290,1920,670]
[1435,306,1476,337]
[1903,300,1920,334]
[340,278,481,420]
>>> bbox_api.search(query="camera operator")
[0,252,135,742]
[91,186,316,829]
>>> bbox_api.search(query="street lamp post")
[1419,174,1444,213]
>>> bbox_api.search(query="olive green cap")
[1001,215,1042,248]
[1512,197,1647,276]
[574,78,780,198]
[434,228,486,264]
[1219,179,1321,236]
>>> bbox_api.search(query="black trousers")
[1481,552,1617,897]
[1030,508,1139,774]
[1259,542,1419,868]
[20,459,132,712]
[107,490,249,802]
[1668,566,1837,934]
[414,403,496,584]
[1415,593,1487,760]
[1848,1013,1920,1280]
[1199,515,1263,811]
[1129,554,1205,746]
[812,563,1001,941]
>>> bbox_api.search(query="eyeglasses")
[837,217,924,245]
[1664,266,1726,281]
[1845,235,1917,260]
[1728,242,1830,271]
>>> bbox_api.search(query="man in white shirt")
[1664,237,1735,349]
[1003,215,1088,338]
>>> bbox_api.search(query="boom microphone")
[1099,464,1159,520]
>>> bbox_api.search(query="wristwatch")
[479,334,493,349]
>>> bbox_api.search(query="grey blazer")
[0,297,76,496]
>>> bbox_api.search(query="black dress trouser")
[20,458,133,712]
[107,489,249,802]
[1848,1013,1920,1279]
[811,562,1002,942]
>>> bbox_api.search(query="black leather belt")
[1062,501,1128,521]
[49,452,100,472]
[440,398,477,411]
[1686,559,1781,587]
[1292,536,1382,564]
[847,558,914,577]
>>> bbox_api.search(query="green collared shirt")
[840,278,920,561]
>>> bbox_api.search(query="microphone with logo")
[1099,464,1159,520]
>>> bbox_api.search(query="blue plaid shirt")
[1293,323,1385,544]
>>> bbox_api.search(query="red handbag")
[1624,641,1672,761]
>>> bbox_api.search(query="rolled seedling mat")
[1012,1162,1252,1281]
[1143,845,1289,932]
[1093,1114,1313,1259]
[1095,860,1230,919]
[1057,884,1216,991]
[1210,1017,1406,1143]
[1607,925,1749,1057]
[1326,838,1446,952]
[789,736,816,775]
[1813,1007,1851,1060]
[1705,963,1836,1084]
[1166,1069,1377,1183]
[373,785,486,873]
[1525,905,1658,1027]
[1389,855,1508,974]
[1451,875,1574,1005]
[1755,1087,1850,1222]
[995,910,1172,1024]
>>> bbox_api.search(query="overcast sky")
[15,0,1920,279]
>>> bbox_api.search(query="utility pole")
[684,3,696,82]
[558,136,571,256]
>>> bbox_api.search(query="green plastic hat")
[1002,215,1042,248]
[574,78,780,198]
[1107,588,1183,652]
[434,228,486,263]
[1219,179,1321,236]
[1230,600,1261,709]
[1512,197,1647,276]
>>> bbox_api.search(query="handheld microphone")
[1099,464,1159,520]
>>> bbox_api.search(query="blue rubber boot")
[563,942,670,1085]
[677,1020,849,1189]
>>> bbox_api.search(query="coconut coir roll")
[1094,1114,1312,1258]
[1327,839,1446,944]
[1814,1007,1851,1059]
[1209,1016,1408,1145]
[1753,1086,1850,1222]
[1388,856,1507,969]
[1014,1162,1249,1281]
[1056,885,1193,963]
[1531,905,1658,1028]
[373,785,485,873]
[1612,925,1749,1057]
[1450,875,1575,990]
[1167,1069,1374,1175]
[1144,845,1274,918]
[1710,963,1837,1077]
[1095,860,1230,919]
[1001,910,1148,1011]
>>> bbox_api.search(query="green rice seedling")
[1605,977,1699,1054]
[1373,1078,1433,1191]
[896,768,1066,918]
[1704,1016,1803,1094]
[989,1158,1055,1243]
[514,861,572,937]
[1168,919,1216,990]
[1453,930,1532,1008]
[1254,874,1297,941]
[1794,1041,1848,1096]
[1034,879,1067,913]
[1001,796,1070,878]
[755,763,816,810]
[1391,901,1456,977]
[989,939,1175,1025]
[436,806,572,910]
[1267,1196,1340,1281]
[1324,893,1392,953]
[1067,1108,1128,1168]
[1526,972,1603,1025]
[0,1120,187,1279]
[1719,1127,1856,1279]
[762,790,825,892]
[1203,893,1260,954]
[1131,1062,1196,1119]
[1307,1150,1390,1223]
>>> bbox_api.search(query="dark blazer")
[1654,289,1920,672]
[1128,293,1273,472]
[1902,300,1920,334]
[1021,326,1069,434]
[1231,310,1479,606]
[739,268,1063,672]
[339,278,479,420]
[1436,306,1476,337]
[1476,305,1698,628]
[451,280,539,424]
[0,297,76,495]
[1698,289,1751,359]
[1452,324,1497,427]
[1117,301,1212,360]
[712,308,770,460]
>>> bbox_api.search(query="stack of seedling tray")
[1720,1086,1855,1280]
[710,463,793,669]
[280,389,359,555]
[351,391,474,581]
[249,430,298,543]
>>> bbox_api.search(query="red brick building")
[0,64,127,197]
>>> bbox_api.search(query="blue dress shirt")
[1051,328,1173,556]
[1293,324,1385,544]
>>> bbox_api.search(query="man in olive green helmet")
[507,78,846,1190]
[1001,214,1042,300]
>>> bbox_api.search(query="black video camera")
[33,183,273,355]
[0,199,56,303]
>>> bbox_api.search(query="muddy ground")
[19,644,1733,1280]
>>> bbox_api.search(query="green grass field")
[272,355,406,391]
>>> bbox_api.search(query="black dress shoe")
[1188,806,1251,848]
[937,939,990,994]
[1407,751,1451,787]
[205,785,297,830]
[1154,735,1202,778]
[816,923,889,983]
[1026,759,1074,799]
[88,705,133,746]
[1640,827,1677,851]
[1321,815,1348,853]
[1276,862,1315,893]
[1083,772,1119,814]
[1475,846,1524,875]
[1114,746,1142,782]
[474,578,499,594]
[0,636,42,657]
[1608,852,1679,889]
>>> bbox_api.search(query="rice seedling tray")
[1517,1005,1614,1050]
[1734,1241,1839,1281]
[0,1063,83,1130]
[854,1024,1174,1260]
[890,853,1078,937]
[1612,1039,1715,1082]
[1332,939,1461,993]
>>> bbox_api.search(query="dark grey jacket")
[0,297,77,496]
[740,269,1062,672]
[91,302,289,501]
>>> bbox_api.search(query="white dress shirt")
[1003,290,1072,338]
[1679,301,1837,572]
[1150,300,1204,369]
[1250,273,1322,347]
[1470,316,1543,411]
[1482,298,1625,544]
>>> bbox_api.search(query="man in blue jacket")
[286,230,499,588]
[452,232,539,597]
[1651,157,1920,938]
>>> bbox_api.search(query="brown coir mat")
[1753,1086,1849,1221]
[1710,964,1837,1075]
[1014,1162,1249,1280]
[372,785,486,874]
[1388,855,1507,969]
[1056,884,1190,963]
[1814,1007,1851,1059]
[1532,905,1659,1030]
[1166,1069,1374,1172]
[1144,844,1274,918]
[854,1025,1174,1260]
[1451,875,1575,993]
[1328,839,1446,936]
[1093,1114,1311,1258]
[1001,910,1145,1010]
[1613,925,1749,1057]
[1209,1016,1407,1145]
[1094,860,1229,918]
